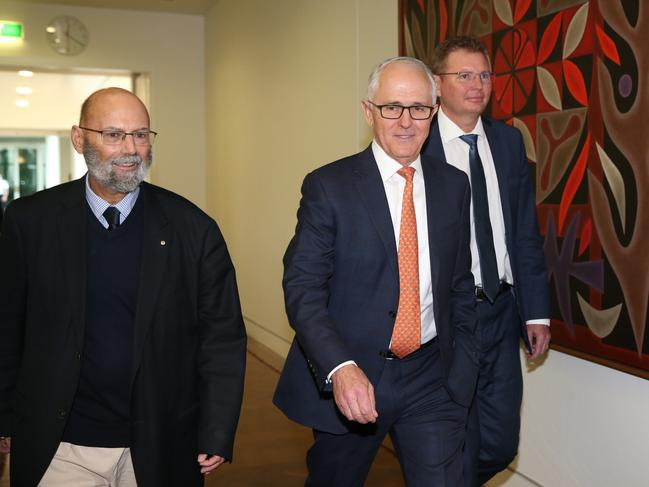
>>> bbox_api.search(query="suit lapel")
[352,147,398,281]
[131,183,170,385]
[420,148,443,296]
[57,178,88,352]
[483,117,513,234]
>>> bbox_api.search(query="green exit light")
[0,21,24,39]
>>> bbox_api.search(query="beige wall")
[0,1,206,207]
[205,0,397,356]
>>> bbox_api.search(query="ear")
[71,125,85,154]
[361,100,374,128]
[433,75,442,98]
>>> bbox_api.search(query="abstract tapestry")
[400,0,649,377]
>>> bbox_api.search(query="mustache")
[110,155,144,166]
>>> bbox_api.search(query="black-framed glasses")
[366,100,435,120]
[78,126,158,146]
[436,71,494,83]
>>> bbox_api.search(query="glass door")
[0,137,48,204]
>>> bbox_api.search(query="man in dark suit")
[423,36,551,486]
[0,88,247,487]
[274,57,479,486]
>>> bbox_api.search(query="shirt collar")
[371,140,423,183]
[437,106,485,142]
[85,174,141,225]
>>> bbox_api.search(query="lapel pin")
[160,240,166,246]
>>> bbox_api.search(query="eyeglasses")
[78,126,158,146]
[436,71,494,83]
[366,100,435,120]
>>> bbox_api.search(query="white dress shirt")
[436,107,548,326]
[372,141,436,344]
[436,107,512,287]
[327,142,437,380]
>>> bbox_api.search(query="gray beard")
[84,143,152,194]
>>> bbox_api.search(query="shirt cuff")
[326,360,357,383]
[526,319,550,326]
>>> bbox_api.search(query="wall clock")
[45,15,88,56]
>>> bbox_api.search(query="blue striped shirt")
[84,175,140,229]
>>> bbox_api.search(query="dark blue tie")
[460,134,500,303]
[103,206,121,231]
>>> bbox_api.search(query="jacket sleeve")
[0,204,27,436]
[511,130,550,322]
[196,219,247,461]
[282,172,353,390]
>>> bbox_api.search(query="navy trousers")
[463,289,523,487]
[305,340,468,487]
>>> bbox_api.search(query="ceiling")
[19,0,218,16]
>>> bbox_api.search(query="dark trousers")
[306,340,468,487]
[463,289,523,487]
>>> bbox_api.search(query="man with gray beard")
[0,88,247,487]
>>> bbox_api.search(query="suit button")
[77,353,81,360]
[57,409,67,419]
[388,310,396,318]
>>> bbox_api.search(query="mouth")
[111,157,142,170]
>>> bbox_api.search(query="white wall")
[487,350,649,487]
[0,1,206,207]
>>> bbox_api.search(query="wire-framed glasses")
[78,126,158,145]
[436,71,494,83]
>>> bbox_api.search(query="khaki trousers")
[39,442,137,487]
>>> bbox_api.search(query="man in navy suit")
[423,36,551,486]
[274,57,479,486]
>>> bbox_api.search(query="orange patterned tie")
[390,166,421,358]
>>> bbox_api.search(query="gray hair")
[367,56,436,104]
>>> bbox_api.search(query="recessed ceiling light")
[18,70,34,77]
[15,99,29,107]
[46,26,56,33]
[16,86,32,95]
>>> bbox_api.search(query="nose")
[399,109,414,127]
[121,133,137,154]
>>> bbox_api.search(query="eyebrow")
[381,101,430,105]
[100,126,149,131]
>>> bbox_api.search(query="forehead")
[444,49,490,69]
[374,63,432,103]
[86,92,150,128]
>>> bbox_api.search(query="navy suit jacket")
[274,146,479,434]
[423,116,549,347]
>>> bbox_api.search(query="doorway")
[0,67,149,206]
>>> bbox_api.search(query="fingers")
[332,365,378,424]
[527,325,551,360]
[0,437,10,454]
[197,454,225,475]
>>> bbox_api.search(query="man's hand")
[526,324,551,360]
[331,364,378,424]
[0,437,10,454]
[197,453,225,475]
